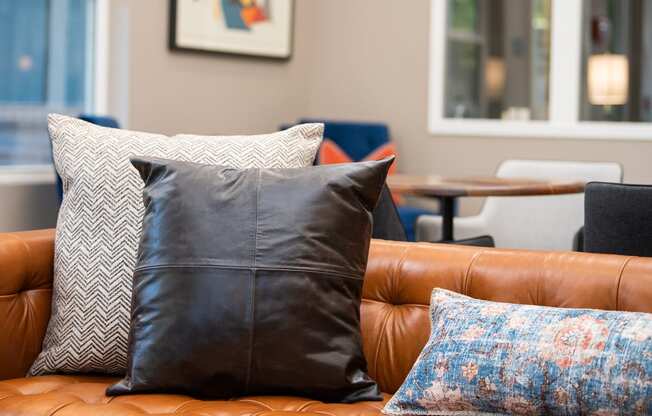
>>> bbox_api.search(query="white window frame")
[93,0,111,116]
[428,0,652,140]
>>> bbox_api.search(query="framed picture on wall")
[169,0,294,59]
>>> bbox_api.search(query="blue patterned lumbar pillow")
[384,289,652,415]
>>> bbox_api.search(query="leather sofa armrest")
[0,229,55,380]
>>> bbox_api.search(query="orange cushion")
[364,142,398,175]
[319,140,397,175]
[318,140,401,203]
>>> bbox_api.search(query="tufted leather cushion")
[0,376,389,415]
[0,230,53,380]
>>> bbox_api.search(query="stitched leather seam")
[41,378,82,393]
[392,245,410,304]
[0,288,51,299]
[537,254,550,306]
[254,168,261,270]
[134,264,363,281]
[615,256,633,310]
[45,398,77,415]
[23,290,37,358]
[192,410,223,416]
[362,299,429,309]
[0,394,16,403]
[245,274,255,396]
[251,169,261,267]
[245,169,263,396]
[104,402,149,413]
[296,400,322,411]
[169,398,198,413]
[462,251,484,296]
[312,411,337,416]
[372,303,393,383]
[237,398,274,410]
[370,245,409,381]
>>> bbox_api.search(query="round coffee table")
[386,175,586,241]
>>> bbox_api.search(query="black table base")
[439,196,456,241]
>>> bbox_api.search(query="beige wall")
[113,0,652,215]
[109,0,316,135]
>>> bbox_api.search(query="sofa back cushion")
[3,230,652,387]
[361,241,652,393]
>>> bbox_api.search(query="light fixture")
[587,53,629,105]
[485,57,506,99]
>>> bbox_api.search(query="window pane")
[0,0,94,165]
[449,0,479,33]
[0,1,48,104]
[580,0,652,122]
[444,0,551,120]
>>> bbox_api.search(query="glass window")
[444,0,551,121]
[580,0,652,122]
[0,0,95,165]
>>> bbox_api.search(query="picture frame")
[169,0,294,60]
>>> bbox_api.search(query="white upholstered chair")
[416,160,623,250]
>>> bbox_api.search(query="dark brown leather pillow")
[107,156,393,403]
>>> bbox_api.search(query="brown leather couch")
[1,229,651,415]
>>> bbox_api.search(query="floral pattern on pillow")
[383,289,652,415]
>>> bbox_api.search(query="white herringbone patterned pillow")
[29,114,323,375]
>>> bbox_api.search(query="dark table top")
[386,174,586,198]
